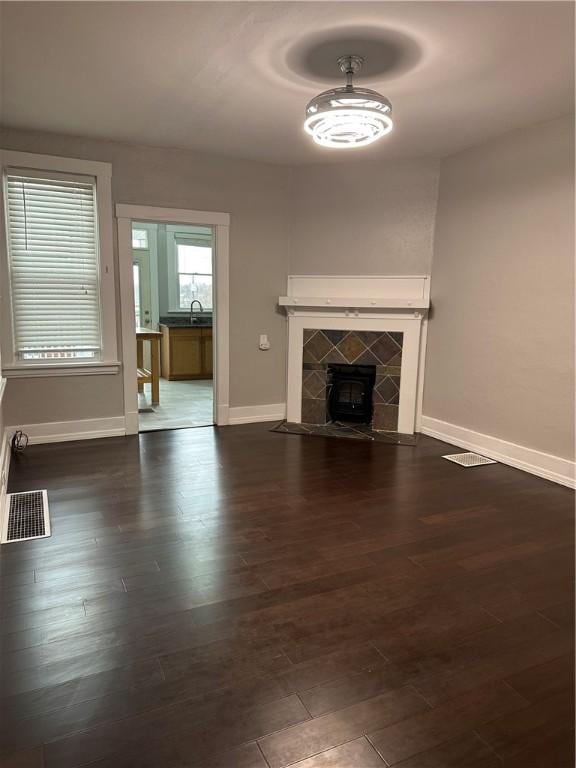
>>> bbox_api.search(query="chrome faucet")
[190,300,204,325]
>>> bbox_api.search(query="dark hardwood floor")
[0,423,573,768]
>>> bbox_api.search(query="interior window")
[176,243,213,310]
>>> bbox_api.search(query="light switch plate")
[259,334,271,350]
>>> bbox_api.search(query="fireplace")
[300,329,403,430]
[327,364,376,423]
[280,274,431,434]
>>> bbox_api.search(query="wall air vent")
[1,490,50,543]
[442,453,497,468]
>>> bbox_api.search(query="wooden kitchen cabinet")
[160,325,213,380]
[203,333,213,376]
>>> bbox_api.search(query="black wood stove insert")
[327,364,376,424]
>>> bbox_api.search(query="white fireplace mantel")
[279,275,431,434]
[279,297,429,311]
[280,274,430,312]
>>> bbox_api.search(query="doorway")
[132,221,214,431]
[116,205,230,435]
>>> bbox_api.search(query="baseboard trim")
[228,403,286,425]
[124,410,139,436]
[9,416,127,446]
[421,415,575,489]
[0,428,11,538]
[216,404,230,427]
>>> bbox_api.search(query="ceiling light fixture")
[304,55,393,149]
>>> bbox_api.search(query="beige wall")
[0,128,293,424]
[1,118,573,459]
[290,158,440,275]
[424,115,575,460]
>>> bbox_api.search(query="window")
[132,228,149,249]
[166,225,213,312]
[175,240,213,310]
[0,151,117,376]
[4,171,103,361]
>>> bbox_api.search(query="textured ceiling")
[0,1,573,164]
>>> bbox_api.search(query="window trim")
[0,150,119,375]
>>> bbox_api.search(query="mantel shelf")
[278,296,430,310]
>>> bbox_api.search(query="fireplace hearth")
[327,364,376,423]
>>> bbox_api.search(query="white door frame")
[132,251,152,329]
[116,204,230,433]
[133,220,160,330]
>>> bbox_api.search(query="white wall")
[290,158,440,275]
[0,128,293,425]
[424,115,575,461]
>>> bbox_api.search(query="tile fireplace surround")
[279,276,430,435]
[302,329,403,430]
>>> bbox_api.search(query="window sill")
[2,362,122,378]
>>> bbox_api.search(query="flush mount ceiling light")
[304,55,393,149]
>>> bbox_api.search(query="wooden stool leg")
[151,338,160,405]
[137,338,144,393]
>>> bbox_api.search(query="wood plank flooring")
[0,424,573,767]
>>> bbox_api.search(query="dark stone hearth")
[272,420,417,445]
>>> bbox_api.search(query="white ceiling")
[0,1,573,164]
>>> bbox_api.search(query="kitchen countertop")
[159,318,212,328]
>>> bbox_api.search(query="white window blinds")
[4,172,102,361]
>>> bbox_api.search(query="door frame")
[132,221,159,331]
[132,252,151,329]
[116,204,230,433]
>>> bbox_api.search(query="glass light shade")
[304,86,393,149]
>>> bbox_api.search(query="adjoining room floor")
[1,425,574,767]
[138,378,213,431]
